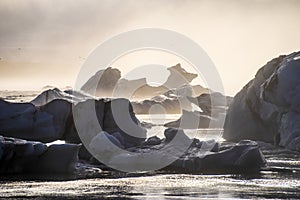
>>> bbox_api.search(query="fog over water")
[0,0,300,95]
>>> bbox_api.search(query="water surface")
[1,91,300,199]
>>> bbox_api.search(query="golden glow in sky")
[0,0,299,95]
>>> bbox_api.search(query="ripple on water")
[1,172,300,199]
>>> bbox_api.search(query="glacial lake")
[0,91,300,199]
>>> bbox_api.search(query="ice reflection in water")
[1,172,300,199]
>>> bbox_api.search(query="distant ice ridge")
[30,87,92,106]
[81,63,208,100]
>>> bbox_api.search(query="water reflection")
[1,171,299,199]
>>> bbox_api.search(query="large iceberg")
[224,51,300,152]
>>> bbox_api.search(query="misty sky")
[0,0,300,95]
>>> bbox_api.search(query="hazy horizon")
[1,0,300,95]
